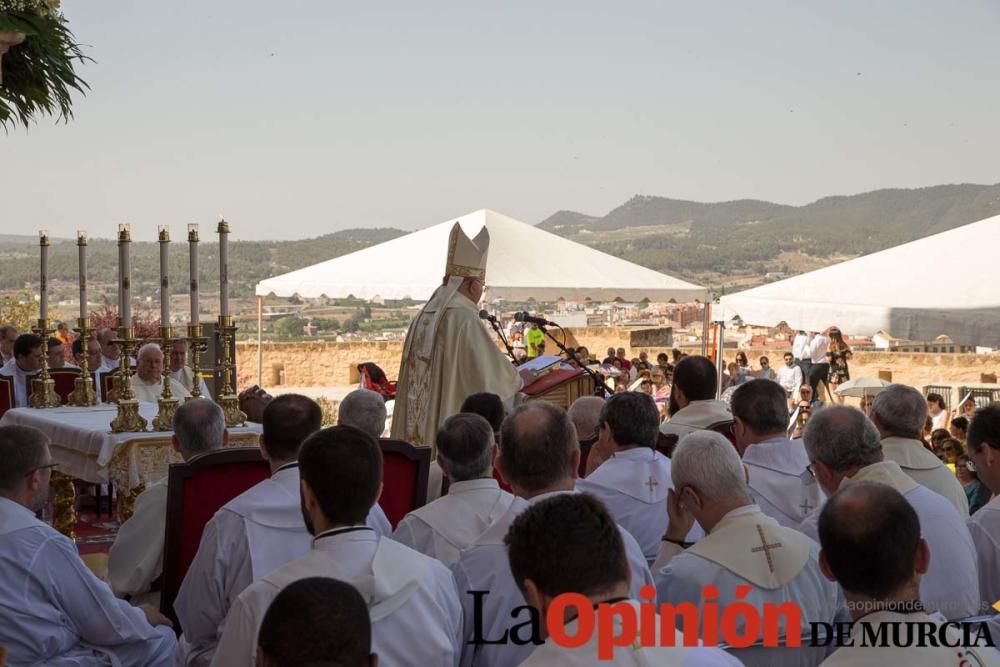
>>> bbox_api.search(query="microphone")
[513,311,555,327]
[479,309,498,324]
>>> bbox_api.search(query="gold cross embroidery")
[751,524,783,573]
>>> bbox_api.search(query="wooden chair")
[98,370,116,403]
[27,367,81,405]
[0,375,12,419]
[377,438,430,529]
[160,447,270,628]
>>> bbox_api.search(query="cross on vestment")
[799,498,814,515]
[751,524,783,573]
[645,476,659,498]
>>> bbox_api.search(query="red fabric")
[175,461,269,587]
[522,368,583,396]
[48,369,82,404]
[492,465,511,492]
[0,376,12,418]
[360,367,397,400]
[378,453,418,529]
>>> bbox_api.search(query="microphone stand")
[490,318,518,362]
[537,324,610,397]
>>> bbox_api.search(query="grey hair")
[671,431,748,501]
[567,396,604,438]
[803,405,883,471]
[0,425,49,493]
[871,384,927,439]
[173,399,226,454]
[436,413,495,481]
[338,389,387,440]
[136,342,163,362]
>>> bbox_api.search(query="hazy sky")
[3,0,999,240]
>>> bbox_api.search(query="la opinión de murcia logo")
[468,586,996,661]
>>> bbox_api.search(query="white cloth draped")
[658,400,732,440]
[107,479,168,606]
[743,436,826,527]
[881,436,970,517]
[171,366,210,398]
[131,375,191,403]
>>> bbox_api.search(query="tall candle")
[77,231,88,320]
[188,224,199,325]
[217,219,229,317]
[158,226,171,325]
[39,231,49,321]
[119,223,132,328]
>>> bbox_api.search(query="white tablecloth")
[0,404,263,485]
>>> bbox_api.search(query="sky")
[2,0,999,240]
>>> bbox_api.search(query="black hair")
[262,394,323,461]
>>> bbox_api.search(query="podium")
[522,368,595,410]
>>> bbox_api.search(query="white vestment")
[519,599,742,666]
[210,528,463,667]
[968,494,1000,615]
[798,461,980,619]
[658,400,733,440]
[131,374,191,402]
[743,436,825,527]
[819,610,1000,666]
[391,291,518,449]
[577,447,701,561]
[881,436,969,517]
[0,357,39,408]
[171,366,210,398]
[0,496,177,666]
[108,478,168,607]
[393,477,516,566]
[655,505,841,658]
[452,490,655,667]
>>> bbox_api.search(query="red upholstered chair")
[28,368,81,405]
[358,363,397,401]
[377,438,430,529]
[160,447,270,627]
[0,376,12,418]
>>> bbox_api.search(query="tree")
[0,292,37,329]
[274,316,306,337]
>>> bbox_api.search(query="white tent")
[719,213,1000,347]
[256,209,707,303]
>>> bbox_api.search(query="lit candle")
[217,218,229,317]
[77,231,87,320]
[39,231,49,321]
[188,224,199,325]
[158,226,171,325]
[119,223,132,328]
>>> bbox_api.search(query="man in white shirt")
[807,329,831,395]
[0,333,42,408]
[453,401,655,667]
[393,412,514,565]
[775,351,804,403]
[659,355,733,445]
[800,406,980,619]
[46,336,73,369]
[506,493,739,666]
[211,425,463,667]
[655,431,840,654]
[131,342,191,402]
[871,384,969,517]
[731,379,824,527]
[71,335,103,370]
[966,404,1000,615]
[816,482,1000,666]
[0,424,177,665]
[170,339,210,397]
[578,391,685,561]
[791,331,813,383]
[97,326,124,370]
[0,324,17,366]
[108,399,227,606]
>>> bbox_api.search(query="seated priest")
[47,336,73,369]
[0,424,177,665]
[72,335,103,370]
[0,324,18,365]
[97,327,126,371]
[170,339,210,397]
[131,342,191,402]
[0,333,43,408]
[108,399,227,606]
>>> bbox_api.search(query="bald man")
[131,343,191,402]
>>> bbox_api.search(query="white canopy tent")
[256,208,707,303]
[718,213,1000,347]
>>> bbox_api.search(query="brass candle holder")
[67,317,97,406]
[187,323,207,401]
[110,326,147,433]
[216,315,246,427]
[152,326,179,431]
[29,318,61,408]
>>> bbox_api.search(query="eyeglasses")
[26,462,57,477]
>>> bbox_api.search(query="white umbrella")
[834,377,891,398]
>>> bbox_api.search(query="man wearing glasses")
[0,425,176,665]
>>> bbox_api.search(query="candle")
[188,224,199,325]
[159,226,171,325]
[77,231,87,320]
[217,218,229,317]
[39,231,49,321]
[119,223,132,328]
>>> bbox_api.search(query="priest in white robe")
[131,342,191,402]
[210,425,462,667]
[815,482,1000,666]
[658,355,733,443]
[391,222,530,451]
[0,424,177,666]
[170,339,211,397]
[453,402,654,667]
[655,431,841,658]
[731,379,825,526]
[967,404,1000,614]
[393,413,515,565]
[871,384,969,516]
[799,405,980,620]
[0,333,42,407]
[109,400,227,606]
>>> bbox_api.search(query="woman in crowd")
[960,396,977,420]
[930,428,951,457]
[859,393,875,416]
[826,327,852,402]
[927,392,951,430]
[950,416,969,442]
[940,437,964,467]
[734,351,750,381]
[956,454,992,514]
[756,355,774,380]
[575,346,591,366]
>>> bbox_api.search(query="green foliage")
[273,316,306,337]
[0,291,36,328]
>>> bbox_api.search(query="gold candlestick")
[216,315,245,427]
[29,318,61,408]
[67,317,97,406]
[187,323,206,401]
[152,326,180,431]
[110,326,147,433]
